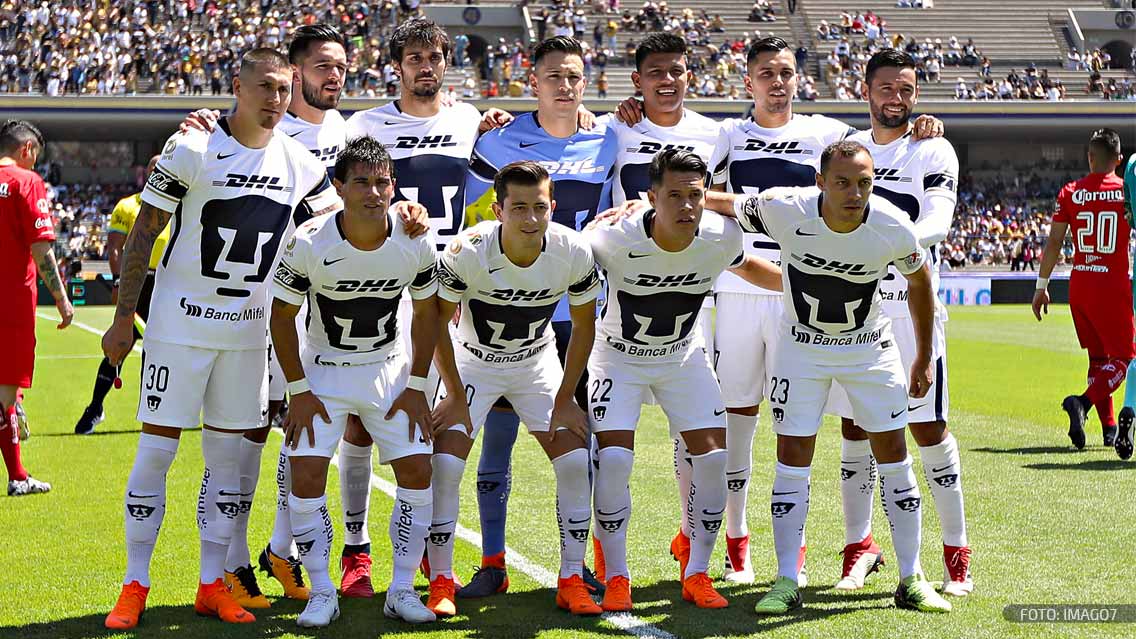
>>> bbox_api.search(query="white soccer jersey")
[141,120,340,351]
[846,130,959,317]
[603,109,725,205]
[733,187,924,344]
[586,209,743,362]
[712,114,855,295]
[272,211,437,367]
[345,101,482,250]
[278,110,347,178]
[436,221,601,368]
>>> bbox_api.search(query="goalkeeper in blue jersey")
[1119,153,1136,461]
[428,36,619,606]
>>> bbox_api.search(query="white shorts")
[587,345,726,437]
[714,293,783,408]
[293,355,432,464]
[440,346,562,438]
[643,305,713,407]
[826,313,949,423]
[770,328,909,438]
[137,338,268,430]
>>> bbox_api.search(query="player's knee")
[288,456,330,498]
[840,418,869,440]
[775,434,816,467]
[243,425,271,444]
[391,454,432,490]
[866,429,908,464]
[681,427,727,455]
[727,405,760,417]
[909,420,948,447]
[595,430,635,451]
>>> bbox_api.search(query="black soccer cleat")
[582,565,606,597]
[1116,407,1134,461]
[74,405,104,435]
[456,566,508,598]
[1061,395,1087,450]
[1103,425,1118,448]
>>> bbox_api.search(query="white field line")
[54,312,678,639]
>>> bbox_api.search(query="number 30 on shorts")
[768,376,790,404]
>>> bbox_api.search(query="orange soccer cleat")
[682,572,728,609]
[670,529,691,581]
[104,581,149,630]
[195,578,256,623]
[601,575,633,612]
[556,575,602,616]
[426,575,457,617]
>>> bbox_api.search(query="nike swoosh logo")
[323,257,347,266]
[713,409,726,416]
[701,508,725,516]
[908,404,926,413]
[287,131,303,137]
[596,508,628,517]
[771,490,797,496]
[931,465,952,473]
[628,252,652,259]
[488,266,505,274]
[520,141,540,148]
[384,121,399,125]
[893,486,916,494]
[431,520,455,528]
[216,151,236,160]
[128,492,158,498]
[568,517,590,524]
[218,490,243,496]
[891,409,907,419]
[794,228,816,237]
[346,510,365,517]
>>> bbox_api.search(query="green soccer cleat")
[753,576,801,615]
[895,573,952,613]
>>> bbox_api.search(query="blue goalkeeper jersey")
[465,112,618,321]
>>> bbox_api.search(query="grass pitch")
[1,304,1132,638]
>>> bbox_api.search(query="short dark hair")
[1088,128,1122,157]
[390,17,451,64]
[238,47,291,79]
[865,48,917,86]
[494,161,553,202]
[635,32,687,70]
[533,36,583,68]
[746,36,791,67]
[648,148,707,187]
[0,120,44,154]
[288,24,346,65]
[335,136,394,183]
[820,140,871,173]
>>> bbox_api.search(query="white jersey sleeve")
[408,235,439,300]
[143,130,205,212]
[884,217,927,276]
[732,186,809,241]
[915,138,959,247]
[272,223,316,306]
[567,240,602,306]
[437,234,473,304]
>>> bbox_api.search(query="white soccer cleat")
[940,545,973,597]
[723,535,756,584]
[8,476,51,497]
[384,588,437,624]
[835,537,885,591]
[296,589,340,627]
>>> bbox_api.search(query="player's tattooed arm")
[115,203,172,320]
[551,299,597,444]
[903,262,935,398]
[1031,221,1068,321]
[30,241,73,329]
[728,255,782,291]
[430,297,474,436]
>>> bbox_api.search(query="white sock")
[725,412,758,539]
[686,449,727,579]
[771,462,810,581]
[918,434,968,547]
[290,493,335,592]
[878,457,923,579]
[427,453,465,580]
[593,446,634,580]
[840,438,876,546]
[338,440,374,550]
[390,486,432,591]
[124,433,179,586]
[225,437,264,572]
[198,429,242,583]
[551,448,591,578]
[268,444,297,558]
[673,438,692,537]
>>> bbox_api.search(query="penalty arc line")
[47,311,678,639]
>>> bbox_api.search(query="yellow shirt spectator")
[109,193,170,270]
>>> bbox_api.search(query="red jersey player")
[0,120,73,496]
[1033,128,1131,450]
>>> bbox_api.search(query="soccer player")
[1120,151,1136,461]
[0,119,72,497]
[455,35,619,597]
[825,50,971,596]
[584,149,780,611]
[74,156,164,436]
[705,140,952,615]
[101,48,344,630]
[427,161,603,617]
[270,136,440,627]
[1033,128,1131,452]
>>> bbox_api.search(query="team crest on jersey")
[447,238,462,254]
[593,405,607,421]
[902,251,922,269]
[286,237,296,252]
[162,137,177,159]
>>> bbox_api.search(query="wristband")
[287,378,310,395]
[1035,277,1049,291]
[406,375,429,392]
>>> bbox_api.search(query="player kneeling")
[427,161,602,617]
[271,137,441,627]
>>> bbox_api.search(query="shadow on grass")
[971,445,1083,455]
[38,429,143,438]
[1023,459,1133,471]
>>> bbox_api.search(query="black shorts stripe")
[934,355,947,422]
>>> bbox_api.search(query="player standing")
[74,156,163,436]
[1033,129,1131,451]
[271,137,440,626]
[705,141,952,615]
[454,35,619,597]
[1120,150,1136,461]
[0,119,72,496]
[826,50,971,596]
[101,49,343,630]
[427,161,602,617]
